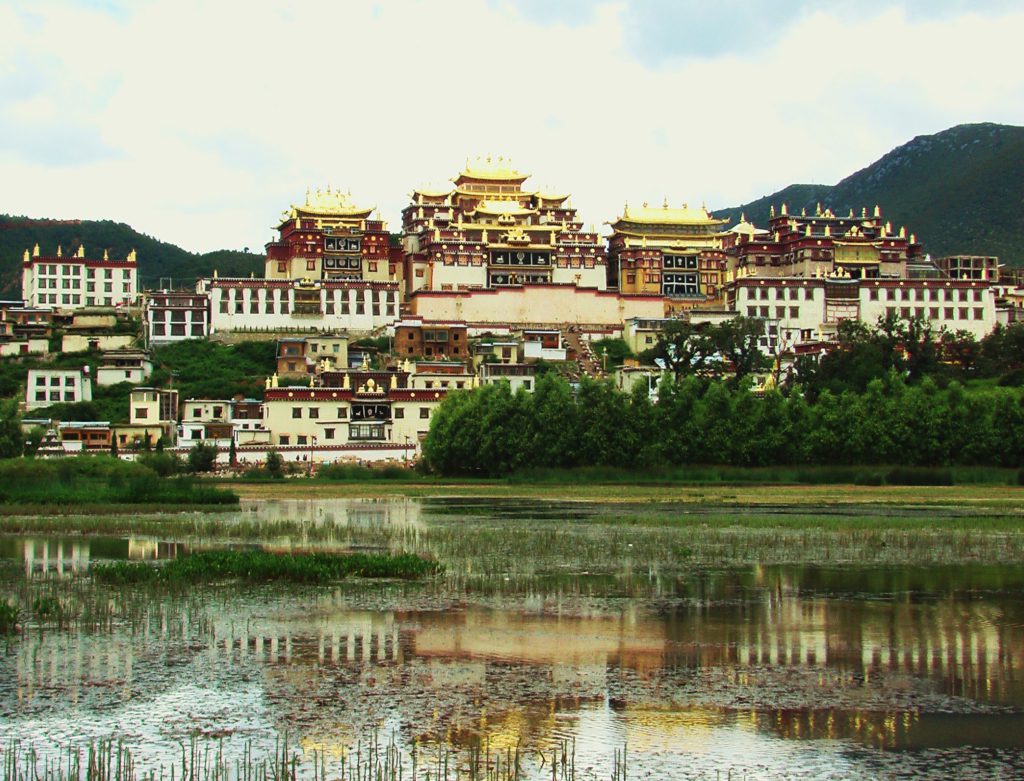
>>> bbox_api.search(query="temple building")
[607,201,731,313]
[265,187,397,283]
[22,244,138,311]
[201,188,402,335]
[402,156,607,294]
[725,203,923,281]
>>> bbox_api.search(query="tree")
[650,320,716,379]
[712,317,770,383]
[0,398,24,459]
[187,441,218,473]
[266,449,285,479]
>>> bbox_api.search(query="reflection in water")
[1,497,1024,779]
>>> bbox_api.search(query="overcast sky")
[2,0,1023,254]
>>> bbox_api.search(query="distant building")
[393,317,468,359]
[479,362,536,392]
[25,367,92,409]
[146,291,210,344]
[96,349,153,386]
[936,255,1000,282]
[21,244,138,311]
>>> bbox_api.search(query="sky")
[2,0,1023,254]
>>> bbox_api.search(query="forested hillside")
[715,123,1024,264]
[0,215,263,296]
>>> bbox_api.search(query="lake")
[1,496,1023,780]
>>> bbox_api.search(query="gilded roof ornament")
[33,243,40,257]
[57,245,62,257]
[76,245,85,258]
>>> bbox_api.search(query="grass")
[0,457,238,508]
[91,550,440,585]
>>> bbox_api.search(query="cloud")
[0,0,1022,253]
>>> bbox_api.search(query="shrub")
[187,441,219,473]
[886,466,954,486]
[137,451,182,477]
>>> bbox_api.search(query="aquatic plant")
[0,600,18,634]
[91,550,440,586]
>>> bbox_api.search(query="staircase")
[562,327,606,380]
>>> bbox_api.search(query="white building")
[202,278,399,335]
[21,245,138,311]
[25,368,93,409]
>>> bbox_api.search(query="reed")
[91,550,440,585]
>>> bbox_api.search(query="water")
[1,497,1024,780]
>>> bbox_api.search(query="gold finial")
[271,373,279,388]
[805,225,812,237]
[342,373,351,390]
[770,205,776,218]
[780,203,788,216]
[662,197,668,209]
[103,249,109,261]
[265,376,271,389]
[800,207,806,216]
[390,374,398,390]
[76,245,84,258]
[910,233,916,244]
[213,269,218,278]
[740,212,746,223]
[642,201,648,208]
[22,249,29,263]
[815,202,822,216]
[874,204,881,218]
[899,226,906,238]
[127,249,137,263]
[33,243,40,257]
[56,245,62,257]
[361,352,369,370]
[848,208,854,218]
[308,374,315,388]
[823,225,831,237]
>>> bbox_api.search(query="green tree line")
[422,373,1024,476]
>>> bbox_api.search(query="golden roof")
[459,155,528,181]
[617,202,727,227]
[412,184,454,198]
[291,187,374,218]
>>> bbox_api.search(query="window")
[804,288,814,301]
[292,407,302,418]
[869,289,878,301]
[306,260,316,271]
[323,428,335,440]
[775,306,785,318]
[789,307,799,318]
[974,308,983,320]
[944,307,954,319]
[338,407,348,419]
[974,290,984,302]
[297,435,307,446]
[759,306,769,317]
[135,408,148,419]
[929,307,939,319]
[309,408,319,419]
[277,262,286,273]
[419,407,430,419]
[280,435,290,445]
[959,307,969,319]
[193,409,202,418]
[35,376,45,386]
[747,306,757,317]
[394,408,404,419]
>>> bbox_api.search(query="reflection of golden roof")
[473,200,535,216]
[460,155,528,181]
[619,203,728,226]
[292,187,374,218]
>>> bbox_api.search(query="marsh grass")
[91,550,440,585]
[2,734,615,781]
[0,458,237,508]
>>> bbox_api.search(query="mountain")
[714,123,1024,264]
[0,215,264,297]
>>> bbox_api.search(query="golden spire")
[342,373,351,390]
[22,249,29,263]
[271,373,279,388]
[899,226,906,238]
[770,205,776,218]
[56,245,62,257]
[390,374,398,390]
[127,249,137,263]
[103,249,109,261]
[780,203,787,216]
[815,202,822,216]
[33,243,40,257]
[910,233,916,244]
[823,225,831,237]
[874,204,881,218]
[76,245,84,258]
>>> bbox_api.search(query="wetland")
[2,490,1024,780]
